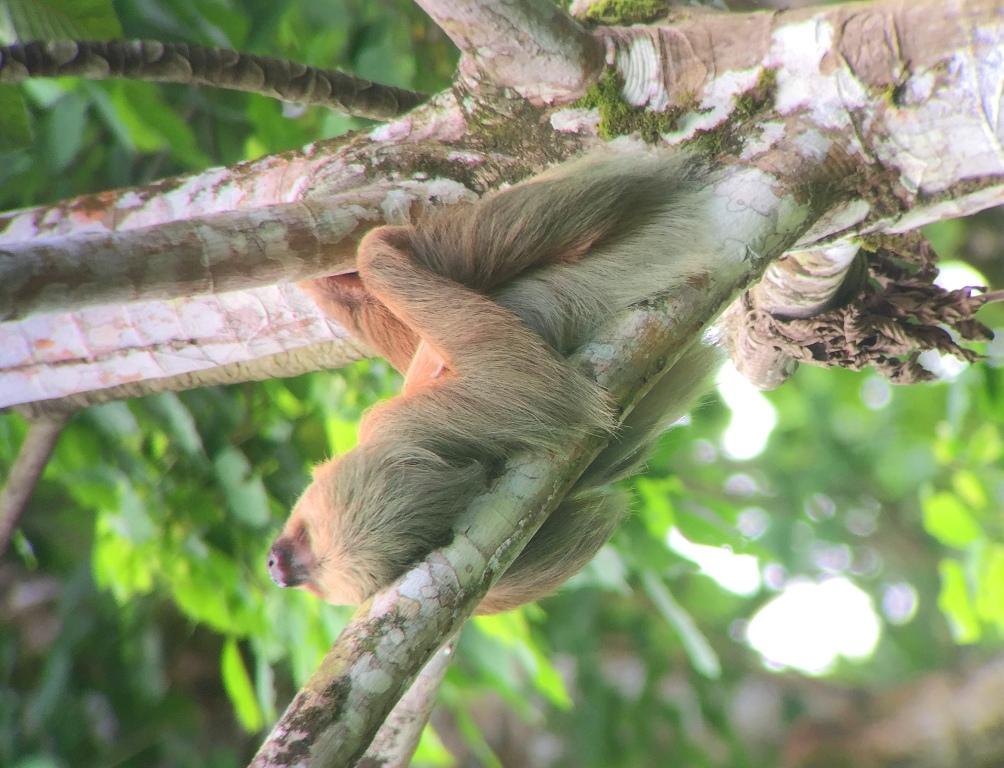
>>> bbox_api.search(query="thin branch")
[359,636,457,768]
[0,40,426,120]
[0,412,71,554]
[0,172,477,325]
[10,338,368,417]
[413,0,603,101]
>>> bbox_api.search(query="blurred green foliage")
[1,2,1003,767]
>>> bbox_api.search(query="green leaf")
[113,479,157,543]
[325,415,360,454]
[167,547,266,636]
[107,81,208,167]
[641,570,721,678]
[937,559,981,643]
[1,0,122,41]
[92,511,155,601]
[214,446,271,528]
[87,401,141,441]
[674,505,736,547]
[43,91,87,171]
[634,477,675,539]
[12,757,62,768]
[922,492,983,549]
[450,703,502,768]
[144,392,205,458]
[964,423,1003,466]
[253,643,277,722]
[975,545,1004,632]
[951,469,988,511]
[221,638,264,733]
[473,612,571,708]
[0,85,32,149]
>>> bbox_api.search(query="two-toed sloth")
[268,151,719,613]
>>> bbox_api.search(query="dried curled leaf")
[737,233,995,384]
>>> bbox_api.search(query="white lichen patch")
[872,51,1004,196]
[378,189,415,224]
[356,662,394,695]
[664,67,764,143]
[769,17,867,133]
[369,118,413,142]
[710,168,808,268]
[550,107,602,134]
[791,128,833,162]
[400,177,477,207]
[741,121,786,160]
[393,565,437,606]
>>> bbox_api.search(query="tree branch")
[414,0,603,101]
[0,40,427,120]
[9,337,368,416]
[0,199,362,323]
[0,412,71,554]
[359,636,456,767]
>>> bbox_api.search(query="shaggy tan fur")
[270,151,719,612]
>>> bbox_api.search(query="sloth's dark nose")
[267,539,299,587]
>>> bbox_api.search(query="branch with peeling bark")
[725,233,1002,388]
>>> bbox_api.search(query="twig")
[360,635,457,767]
[0,412,72,554]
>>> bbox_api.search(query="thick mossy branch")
[689,68,777,158]
[582,0,670,25]
[575,69,690,142]
[575,67,777,150]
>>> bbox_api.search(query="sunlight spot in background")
[918,349,968,381]
[919,260,995,380]
[716,363,778,460]
[668,528,761,596]
[860,375,892,410]
[935,260,988,292]
[881,581,919,625]
[746,578,881,674]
